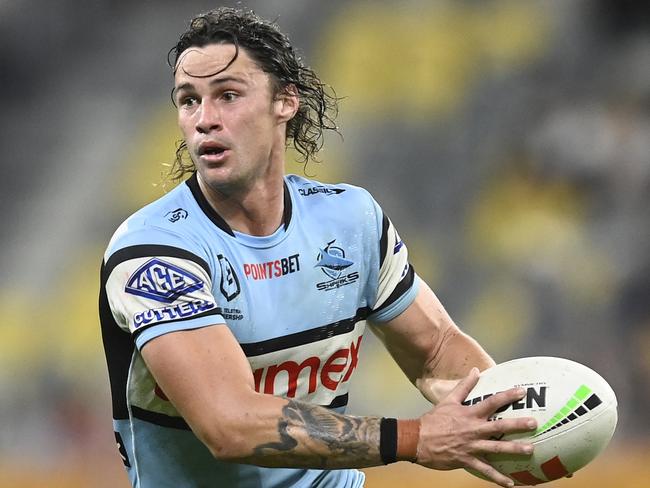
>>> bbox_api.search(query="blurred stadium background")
[1,0,649,486]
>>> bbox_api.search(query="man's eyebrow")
[174,76,248,95]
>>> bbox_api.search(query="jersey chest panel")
[206,223,374,405]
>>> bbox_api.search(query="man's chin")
[197,167,246,196]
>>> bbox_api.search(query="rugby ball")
[465,357,617,485]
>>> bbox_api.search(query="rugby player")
[99,7,536,487]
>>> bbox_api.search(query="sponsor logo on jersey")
[252,336,362,397]
[462,386,547,412]
[315,240,359,290]
[218,254,240,301]
[125,258,204,303]
[165,208,188,222]
[243,254,301,280]
[133,299,216,328]
[298,185,346,197]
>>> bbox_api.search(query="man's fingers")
[472,439,534,456]
[445,367,480,404]
[465,457,515,488]
[477,417,538,437]
[472,386,527,416]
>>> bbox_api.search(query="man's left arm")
[370,279,495,405]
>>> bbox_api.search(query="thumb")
[444,367,480,404]
[416,377,462,404]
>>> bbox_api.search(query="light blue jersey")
[100,173,418,488]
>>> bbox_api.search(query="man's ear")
[274,84,299,123]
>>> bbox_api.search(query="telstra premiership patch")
[125,258,204,303]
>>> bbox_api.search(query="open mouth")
[201,147,225,156]
[198,142,229,160]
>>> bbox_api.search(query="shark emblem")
[315,240,354,280]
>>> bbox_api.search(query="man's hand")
[416,377,461,404]
[416,368,537,487]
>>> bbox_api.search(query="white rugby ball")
[465,357,617,485]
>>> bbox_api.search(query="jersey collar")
[185,172,292,237]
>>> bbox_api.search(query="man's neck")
[197,172,286,237]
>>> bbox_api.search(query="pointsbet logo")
[243,254,301,280]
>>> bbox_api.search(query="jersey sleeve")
[103,235,225,350]
[367,201,419,323]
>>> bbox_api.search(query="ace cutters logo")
[125,258,204,303]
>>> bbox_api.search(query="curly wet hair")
[166,7,339,181]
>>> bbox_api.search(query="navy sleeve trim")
[104,244,211,279]
[372,264,415,316]
[131,307,224,342]
[379,214,390,267]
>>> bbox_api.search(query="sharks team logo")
[125,258,204,303]
[315,240,359,290]
[316,240,354,280]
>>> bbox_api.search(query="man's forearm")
[243,399,383,469]
[416,328,495,404]
[423,327,495,380]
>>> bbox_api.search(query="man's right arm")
[141,323,384,468]
[141,323,535,487]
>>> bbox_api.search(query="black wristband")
[379,417,398,464]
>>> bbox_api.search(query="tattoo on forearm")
[252,400,381,468]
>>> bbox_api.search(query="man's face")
[174,43,288,193]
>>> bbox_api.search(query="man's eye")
[222,92,238,102]
[180,96,198,107]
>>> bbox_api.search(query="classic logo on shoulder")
[298,185,346,197]
[125,258,203,303]
[165,208,188,222]
[315,240,359,291]
[218,254,240,301]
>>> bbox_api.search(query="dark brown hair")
[167,7,339,181]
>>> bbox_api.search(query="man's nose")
[195,101,222,133]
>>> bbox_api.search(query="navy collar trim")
[185,172,292,237]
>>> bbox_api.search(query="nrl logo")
[218,254,240,301]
